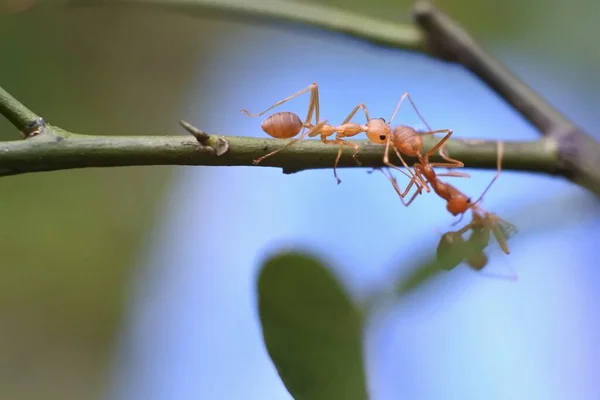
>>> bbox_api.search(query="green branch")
[0,86,42,134]
[0,124,557,177]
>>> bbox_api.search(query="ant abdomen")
[261,111,303,139]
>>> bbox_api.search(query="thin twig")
[0,85,559,179]
[67,0,425,51]
[0,86,42,133]
[412,1,572,135]
[0,128,555,178]
[412,0,600,194]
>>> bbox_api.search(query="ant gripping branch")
[241,83,455,186]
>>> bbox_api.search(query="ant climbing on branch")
[241,82,458,185]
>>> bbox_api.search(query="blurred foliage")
[257,252,367,400]
[0,3,217,399]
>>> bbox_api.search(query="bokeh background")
[1,0,600,399]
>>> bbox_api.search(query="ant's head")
[447,193,471,216]
[366,118,391,144]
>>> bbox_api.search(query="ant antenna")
[388,92,434,130]
[473,140,504,207]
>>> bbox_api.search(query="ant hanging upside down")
[376,126,518,272]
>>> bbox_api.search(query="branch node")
[215,137,230,156]
[20,117,47,139]
[180,120,211,146]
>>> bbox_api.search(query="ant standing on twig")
[241,82,455,186]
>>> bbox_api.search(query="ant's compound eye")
[379,134,387,141]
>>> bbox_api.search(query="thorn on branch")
[20,117,46,139]
[179,119,230,156]
[180,119,210,145]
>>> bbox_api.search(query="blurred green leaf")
[395,258,444,297]
[0,5,205,398]
[257,251,368,400]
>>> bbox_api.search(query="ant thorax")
[335,122,365,137]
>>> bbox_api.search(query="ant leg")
[317,135,355,184]
[383,158,426,201]
[391,145,430,192]
[383,167,418,199]
[382,133,428,193]
[341,103,371,124]
[472,140,504,206]
[330,137,361,184]
[241,82,318,118]
[378,167,421,206]
[429,162,466,169]
[253,120,328,165]
[436,171,471,179]
[437,143,464,168]
[242,83,320,135]
[418,129,464,168]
